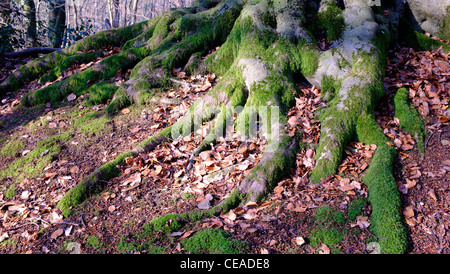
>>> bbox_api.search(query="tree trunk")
[1,0,449,254]
[21,0,37,47]
[48,0,66,48]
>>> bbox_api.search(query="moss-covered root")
[308,0,388,184]
[0,50,66,95]
[393,87,426,153]
[57,127,172,216]
[238,133,298,203]
[106,0,244,114]
[356,113,407,254]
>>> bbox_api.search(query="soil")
[0,43,449,254]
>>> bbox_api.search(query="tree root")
[4,0,429,254]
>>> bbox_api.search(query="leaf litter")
[0,44,449,254]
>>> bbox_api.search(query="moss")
[71,111,110,136]
[393,87,426,153]
[398,17,450,52]
[85,82,118,106]
[4,184,16,199]
[317,1,345,41]
[309,227,344,253]
[39,51,105,84]
[57,150,133,217]
[0,51,66,94]
[356,113,407,254]
[309,206,347,253]
[106,89,131,114]
[299,44,319,77]
[315,206,346,226]
[347,198,368,222]
[37,132,73,148]
[182,228,249,254]
[0,133,65,183]
[0,138,26,156]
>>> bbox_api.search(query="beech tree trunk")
[48,0,66,47]
[1,0,449,254]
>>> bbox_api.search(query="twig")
[6,222,39,231]
[425,130,434,148]
[80,213,92,229]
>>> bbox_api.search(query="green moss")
[0,138,26,156]
[398,17,450,52]
[356,113,407,254]
[309,227,344,252]
[4,184,16,198]
[299,44,319,77]
[317,1,345,41]
[39,51,105,84]
[393,87,426,153]
[347,198,368,222]
[71,111,110,136]
[315,206,346,226]
[147,214,184,235]
[106,89,131,114]
[86,236,102,249]
[0,132,65,183]
[85,81,118,106]
[182,228,249,254]
[309,206,347,253]
[37,132,73,148]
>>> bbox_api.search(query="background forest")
[0,0,193,52]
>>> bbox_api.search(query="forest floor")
[0,41,449,254]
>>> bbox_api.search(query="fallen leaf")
[121,108,130,114]
[51,229,64,240]
[443,160,450,167]
[130,127,141,134]
[108,205,116,212]
[0,233,9,243]
[243,209,257,220]
[66,242,81,254]
[404,206,414,218]
[180,230,195,240]
[168,231,184,237]
[428,189,437,201]
[67,93,76,101]
[318,244,330,254]
[20,191,30,200]
[354,216,371,229]
[293,236,305,246]
[69,166,79,174]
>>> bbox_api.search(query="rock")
[197,194,214,210]
[406,0,450,40]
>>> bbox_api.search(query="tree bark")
[48,0,66,48]
[21,0,37,47]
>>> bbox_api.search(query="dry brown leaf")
[51,229,64,240]
[404,206,414,218]
[293,236,305,246]
[318,244,330,254]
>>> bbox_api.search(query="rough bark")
[48,0,66,48]
[1,0,449,254]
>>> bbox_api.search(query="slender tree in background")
[21,0,38,47]
[48,0,65,47]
